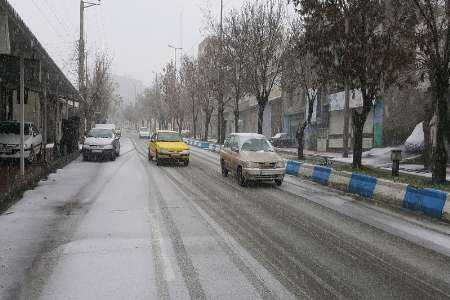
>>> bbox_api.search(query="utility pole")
[218,0,224,144]
[79,1,100,98]
[19,57,25,176]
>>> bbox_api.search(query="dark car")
[270,133,295,148]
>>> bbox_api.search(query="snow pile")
[405,122,424,153]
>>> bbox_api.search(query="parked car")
[115,128,122,138]
[139,127,151,139]
[148,130,190,166]
[220,133,285,186]
[0,121,43,163]
[82,127,120,161]
[270,133,295,148]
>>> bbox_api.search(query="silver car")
[220,133,286,186]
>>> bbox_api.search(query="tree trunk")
[193,117,197,139]
[203,112,212,141]
[234,94,240,133]
[217,103,224,143]
[221,114,226,144]
[432,90,448,184]
[234,110,239,133]
[352,112,366,169]
[423,107,433,171]
[296,121,307,160]
[257,97,267,134]
[192,98,196,138]
[342,79,350,158]
[177,117,183,134]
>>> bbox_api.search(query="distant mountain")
[113,74,145,106]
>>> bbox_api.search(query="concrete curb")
[185,138,221,154]
[285,160,450,222]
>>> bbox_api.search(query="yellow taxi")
[148,130,190,166]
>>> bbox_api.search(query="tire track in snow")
[137,151,207,300]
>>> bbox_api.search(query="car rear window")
[158,133,181,142]
[240,137,273,152]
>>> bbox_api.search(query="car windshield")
[0,123,31,135]
[158,132,181,142]
[241,138,273,152]
[88,128,113,138]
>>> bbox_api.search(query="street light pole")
[168,44,182,74]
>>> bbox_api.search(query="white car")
[82,128,120,161]
[139,127,151,139]
[0,121,43,163]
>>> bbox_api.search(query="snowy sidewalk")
[0,138,140,299]
[276,146,450,180]
[0,158,101,299]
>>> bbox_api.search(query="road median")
[286,160,450,223]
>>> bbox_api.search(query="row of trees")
[126,0,450,184]
[128,0,288,145]
[290,0,450,183]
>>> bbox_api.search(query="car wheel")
[275,179,283,186]
[221,160,228,177]
[237,166,247,187]
[83,154,89,161]
[183,159,189,167]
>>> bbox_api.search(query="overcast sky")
[8,0,246,86]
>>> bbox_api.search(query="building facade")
[0,0,79,145]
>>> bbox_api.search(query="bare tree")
[197,49,217,141]
[242,0,287,134]
[283,21,327,159]
[84,52,116,128]
[222,8,250,133]
[161,62,186,133]
[180,56,201,138]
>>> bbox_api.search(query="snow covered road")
[2,132,450,299]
